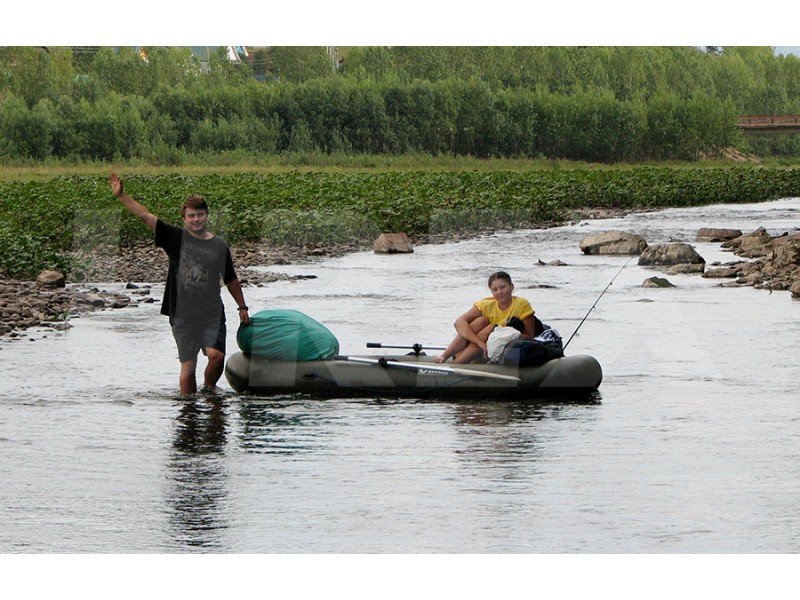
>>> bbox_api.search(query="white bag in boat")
[486,326,521,363]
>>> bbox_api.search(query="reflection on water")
[452,397,601,430]
[166,398,229,550]
[451,400,601,483]
[236,398,336,455]
[173,398,228,454]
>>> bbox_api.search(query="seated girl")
[434,271,536,364]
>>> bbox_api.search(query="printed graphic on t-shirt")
[179,244,214,290]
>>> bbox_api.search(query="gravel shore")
[3,208,797,340]
[0,239,364,340]
[0,211,577,340]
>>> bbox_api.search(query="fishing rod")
[563,256,633,351]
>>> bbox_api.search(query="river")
[1,198,799,558]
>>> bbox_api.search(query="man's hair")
[181,195,209,216]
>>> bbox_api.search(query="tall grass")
[1,152,782,182]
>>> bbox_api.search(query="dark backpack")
[501,327,563,367]
[507,315,546,336]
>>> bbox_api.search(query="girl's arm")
[520,315,536,338]
[453,305,485,346]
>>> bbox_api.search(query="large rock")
[768,240,800,272]
[768,233,800,252]
[702,266,740,278]
[579,231,648,255]
[735,261,765,286]
[722,227,774,258]
[642,276,675,288]
[791,279,800,299]
[758,240,800,285]
[667,263,705,275]
[697,227,742,241]
[638,243,705,267]
[36,270,66,288]
[373,233,414,254]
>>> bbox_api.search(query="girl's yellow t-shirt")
[474,296,534,326]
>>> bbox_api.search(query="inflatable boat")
[224,350,603,399]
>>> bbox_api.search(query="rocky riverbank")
[0,239,365,339]
[0,276,134,339]
[579,226,800,296]
[0,214,568,340]
[708,227,800,294]
[2,208,797,340]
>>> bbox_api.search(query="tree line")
[1,46,799,163]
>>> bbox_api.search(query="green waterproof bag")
[237,308,340,361]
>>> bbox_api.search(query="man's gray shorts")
[170,314,226,362]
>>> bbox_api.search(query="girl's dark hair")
[488,271,513,287]
[181,195,209,216]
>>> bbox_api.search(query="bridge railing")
[737,115,800,127]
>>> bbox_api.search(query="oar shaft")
[367,342,446,350]
[335,355,520,382]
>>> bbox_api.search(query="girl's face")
[489,278,514,304]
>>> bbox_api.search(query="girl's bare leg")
[435,335,467,363]
[451,322,495,364]
[436,317,491,363]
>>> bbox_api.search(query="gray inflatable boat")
[224,351,602,399]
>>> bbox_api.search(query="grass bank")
[0,151,793,181]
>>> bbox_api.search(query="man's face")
[183,208,209,235]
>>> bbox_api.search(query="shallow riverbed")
[1,198,799,555]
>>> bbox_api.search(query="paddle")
[334,355,521,382]
[366,342,446,356]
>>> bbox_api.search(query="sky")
[2,1,797,47]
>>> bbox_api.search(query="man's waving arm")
[110,173,157,233]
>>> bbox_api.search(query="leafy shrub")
[2,167,800,280]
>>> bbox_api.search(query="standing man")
[110,173,250,396]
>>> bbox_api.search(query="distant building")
[189,46,249,63]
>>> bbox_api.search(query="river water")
[1,198,799,557]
